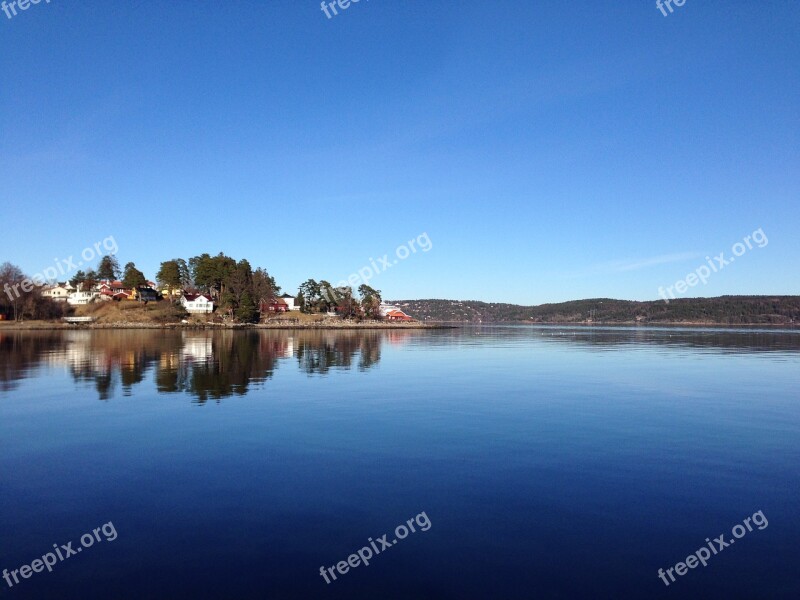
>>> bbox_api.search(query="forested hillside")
[391,296,800,325]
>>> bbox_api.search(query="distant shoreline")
[393,296,800,326]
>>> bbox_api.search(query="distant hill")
[389,296,800,325]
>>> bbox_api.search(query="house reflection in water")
[0,329,408,403]
[2,328,796,403]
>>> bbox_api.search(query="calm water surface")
[1,326,799,599]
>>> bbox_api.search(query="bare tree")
[0,262,27,321]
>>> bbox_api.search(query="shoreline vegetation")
[2,254,797,329]
[0,253,411,325]
[0,321,450,330]
[396,296,800,326]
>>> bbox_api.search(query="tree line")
[296,279,383,319]
[71,252,284,322]
[397,297,800,324]
[155,253,280,322]
[153,256,386,321]
[1,252,387,323]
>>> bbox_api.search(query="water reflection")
[0,330,407,402]
[410,325,800,355]
[524,325,800,354]
[0,331,67,393]
[296,331,383,374]
[2,327,798,401]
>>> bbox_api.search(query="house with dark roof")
[279,293,298,311]
[180,293,214,314]
[135,287,160,302]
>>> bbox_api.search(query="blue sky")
[1,0,797,304]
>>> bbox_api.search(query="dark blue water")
[1,327,798,599]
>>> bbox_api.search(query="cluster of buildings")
[41,281,414,320]
[170,292,298,315]
[42,281,160,306]
[42,280,301,316]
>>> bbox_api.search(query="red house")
[259,298,290,314]
[385,309,414,322]
[98,280,132,301]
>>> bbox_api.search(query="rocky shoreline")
[0,320,453,331]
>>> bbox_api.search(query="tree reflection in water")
[0,329,407,403]
[5,327,795,402]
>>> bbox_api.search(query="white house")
[67,290,100,305]
[181,333,213,362]
[280,293,298,311]
[43,283,74,302]
[181,293,214,314]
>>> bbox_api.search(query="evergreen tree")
[82,270,98,292]
[69,270,86,287]
[96,255,120,281]
[122,262,147,290]
[358,284,382,319]
[235,291,259,323]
